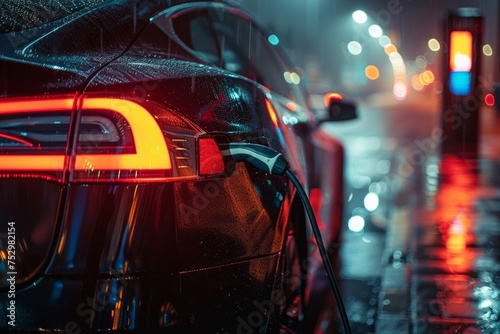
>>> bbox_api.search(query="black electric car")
[0,1,355,332]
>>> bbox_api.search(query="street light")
[352,10,367,24]
[368,24,383,38]
[347,41,362,55]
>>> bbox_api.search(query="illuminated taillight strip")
[0,155,65,171]
[265,98,279,128]
[0,97,73,172]
[0,98,74,114]
[74,98,171,172]
[0,96,172,179]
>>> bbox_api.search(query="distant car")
[0,1,355,332]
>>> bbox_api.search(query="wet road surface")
[316,91,500,334]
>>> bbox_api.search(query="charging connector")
[219,142,352,334]
[219,142,289,175]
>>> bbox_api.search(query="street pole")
[441,8,483,160]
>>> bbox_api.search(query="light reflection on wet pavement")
[318,93,500,334]
[412,157,500,334]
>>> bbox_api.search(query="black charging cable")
[219,142,352,334]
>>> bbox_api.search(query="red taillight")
[0,96,73,180]
[0,95,227,182]
[72,97,173,181]
[199,137,225,175]
[265,98,279,128]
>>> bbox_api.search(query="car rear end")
[0,2,291,332]
[0,93,284,332]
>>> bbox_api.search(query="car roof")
[0,0,240,33]
[0,0,246,97]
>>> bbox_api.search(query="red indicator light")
[198,137,225,175]
[485,93,495,106]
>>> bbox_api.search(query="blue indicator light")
[268,34,280,46]
[450,71,471,95]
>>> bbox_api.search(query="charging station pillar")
[441,8,483,160]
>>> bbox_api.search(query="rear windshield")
[0,0,170,56]
[0,0,108,33]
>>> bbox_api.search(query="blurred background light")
[485,93,495,106]
[347,41,363,55]
[364,193,380,211]
[284,71,292,83]
[393,81,408,100]
[415,55,427,69]
[384,44,398,55]
[368,24,383,38]
[428,38,440,51]
[389,52,404,67]
[375,160,391,174]
[350,175,372,189]
[483,44,493,56]
[412,74,424,91]
[268,34,280,46]
[352,10,367,24]
[424,51,435,64]
[290,72,301,84]
[365,65,380,80]
[420,70,435,85]
[286,101,297,112]
[378,35,391,47]
[348,215,365,232]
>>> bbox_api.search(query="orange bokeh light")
[384,44,398,55]
[421,70,435,85]
[412,74,424,91]
[286,101,297,112]
[365,65,380,80]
